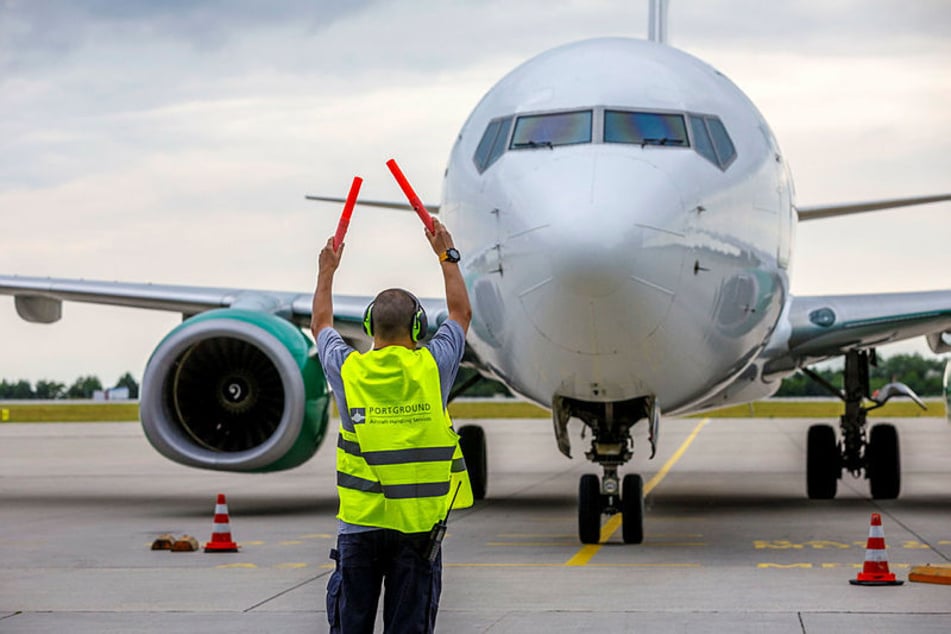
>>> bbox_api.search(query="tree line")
[0,353,945,400]
[774,353,947,397]
[0,372,139,400]
[455,353,949,399]
[456,353,949,399]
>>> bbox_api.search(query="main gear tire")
[458,424,487,500]
[867,423,900,499]
[806,424,839,499]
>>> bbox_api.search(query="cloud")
[674,0,951,54]
[0,0,373,71]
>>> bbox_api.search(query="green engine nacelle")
[140,309,330,472]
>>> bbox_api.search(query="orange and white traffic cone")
[204,493,240,553]
[849,512,902,586]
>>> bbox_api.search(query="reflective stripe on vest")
[336,345,472,533]
[337,435,456,466]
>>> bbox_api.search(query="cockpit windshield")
[472,106,736,173]
[510,110,592,149]
[604,111,688,147]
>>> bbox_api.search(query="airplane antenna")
[648,0,669,44]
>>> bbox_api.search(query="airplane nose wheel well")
[556,396,650,544]
[803,349,910,501]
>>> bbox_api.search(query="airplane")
[1,1,949,544]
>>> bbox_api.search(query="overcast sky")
[1,0,949,386]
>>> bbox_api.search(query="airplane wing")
[0,274,461,474]
[766,290,951,374]
[305,195,440,215]
[0,274,448,351]
[796,193,951,221]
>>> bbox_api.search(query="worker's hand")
[426,218,455,257]
[318,237,344,276]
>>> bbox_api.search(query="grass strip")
[0,399,944,423]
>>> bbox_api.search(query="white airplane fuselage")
[442,38,795,413]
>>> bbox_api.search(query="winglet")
[870,382,926,411]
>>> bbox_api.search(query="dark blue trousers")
[327,529,442,633]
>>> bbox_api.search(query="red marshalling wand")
[385,158,435,234]
[333,176,364,252]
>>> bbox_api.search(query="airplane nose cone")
[547,221,627,299]
[504,153,687,353]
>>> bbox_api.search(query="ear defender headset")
[363,289,428,343]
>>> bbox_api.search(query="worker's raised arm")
[311,237,344,339]
[426,218,471,334]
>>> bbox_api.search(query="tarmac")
[1,415,949,633]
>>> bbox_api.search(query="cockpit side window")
[472,117,512,172]
[486,117,512,168]
[510,110,592,150]
[473,116,513,173]
[705,117,736,168]
[604,111,688,147]
[473,119,503,173]
[688,115,718,166]
[688,114,736,170]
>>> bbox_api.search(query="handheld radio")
[424,481,463,563]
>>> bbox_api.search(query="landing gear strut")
[555,396,655,544]
[803,349,908,500]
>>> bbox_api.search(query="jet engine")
[140,309,330,472]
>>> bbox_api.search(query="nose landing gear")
[578,467,645,545]
[556,395,653,544]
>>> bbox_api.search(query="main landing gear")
[803,349,924,500]
[555,395,659,544]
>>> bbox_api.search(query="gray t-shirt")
[317,319,466,533]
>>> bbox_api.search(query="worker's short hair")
[363,288,428,342]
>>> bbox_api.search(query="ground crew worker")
[311,217,473,633]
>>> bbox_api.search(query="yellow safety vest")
[337,345,473,533]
